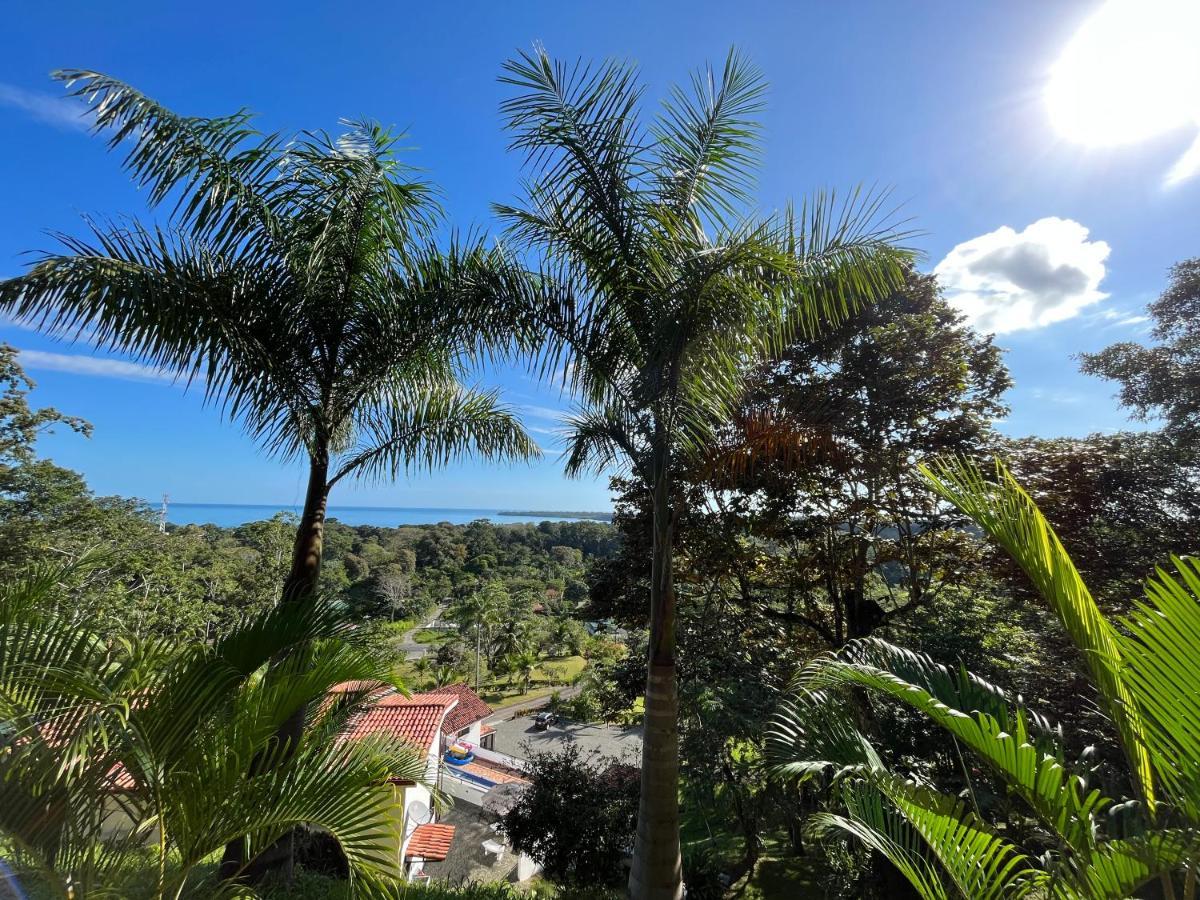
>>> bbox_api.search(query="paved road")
[397,606,449,660]
[483,684,581,723]
[489,714,643,764]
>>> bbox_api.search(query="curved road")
[398,606,448,660]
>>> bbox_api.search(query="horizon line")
[158,500,614,514]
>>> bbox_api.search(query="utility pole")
[159,493,169,533]
[475,621,481,693]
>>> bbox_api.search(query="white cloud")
[934,217,1110,334]
[1031,387,1084,405]
[18,349,175,384]
[521,404,567,422]
[0,83,91,132]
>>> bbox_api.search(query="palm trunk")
[281,456,331,604]
[219,455,329,883]
[628,456,683,900]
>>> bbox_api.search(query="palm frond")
[331,384,539,485]
[1118,556,1200,819]
[561,401,649,480]
[53,69,286,257]
[809,780,950,900]
[875,775,1047,900]
[653,47,766,220]
[920,456,1157,813]
[770,638,1105,852]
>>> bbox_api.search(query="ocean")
[165,503,598,528]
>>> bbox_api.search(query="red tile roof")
[459,759,529,786]
[343,692,458,752]
[404,823,456,861]
[416,683,492,735]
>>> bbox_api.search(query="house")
[431,682,495,750]
[332,682,466,881]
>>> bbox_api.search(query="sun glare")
[1046,0,1200,147]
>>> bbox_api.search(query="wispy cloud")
[1031,387,1084,405]
[0,82,91,132]
[18,349,175,384]
[521,404,568,422]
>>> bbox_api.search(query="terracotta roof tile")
[404,823,456,861]
[343,692,458,751]
[414,683,492,735]
[459,759,528,785]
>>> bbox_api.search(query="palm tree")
[491,48,911,898]
[767,458,1200,898]
[509,648,541,695]
[0,559,434,899]
[0,72,538,614]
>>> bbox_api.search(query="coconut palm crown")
[0,71,539,609]
[491,46,913,900]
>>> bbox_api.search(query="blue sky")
[2,0,1198,510]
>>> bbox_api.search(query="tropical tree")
[508,647,541,695]
[767,457,1200,898]
[491,47,911,898]
[1080,257,1200,450]
[0,558,435,899]
[0,71,538,616]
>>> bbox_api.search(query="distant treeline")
[498,510,614,522]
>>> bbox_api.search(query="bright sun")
[1045,0,1200,147]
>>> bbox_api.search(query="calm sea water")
[166,503,596,528]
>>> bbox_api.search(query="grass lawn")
[479,683,559,708]
[538,654,585,682]
[740,855,824,899]
[412,627,453,645]
[478,655,587,707]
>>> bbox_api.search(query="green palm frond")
[1118,556,1200,818]
[332,383,539,485]
[1066,831,1200,899]
[770,638,1105,852]
[652,48,766,220]
[562,401,649,480]
[920,456,1157,813]
[53,69,286,257]
[0,568,438,898]
[809,780,950,900]
[764,687,882,780]
[875,775,1046,900]
[498,45,645,272]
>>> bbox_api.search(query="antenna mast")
[159,493,169,533]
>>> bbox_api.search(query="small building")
[333,682,465,881]
[431,682,495,750]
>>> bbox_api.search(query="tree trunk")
[628,456,683,900]
[219,455,329,883]
[281,456,331,605]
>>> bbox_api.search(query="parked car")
[532,711,557,730]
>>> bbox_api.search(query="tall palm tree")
[0,72,538,614]
[492,47,911,899]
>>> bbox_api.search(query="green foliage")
[0,561,435,899]
[768,458,1200,898]
[1080,257,1200,446]
[500,744,639,887]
